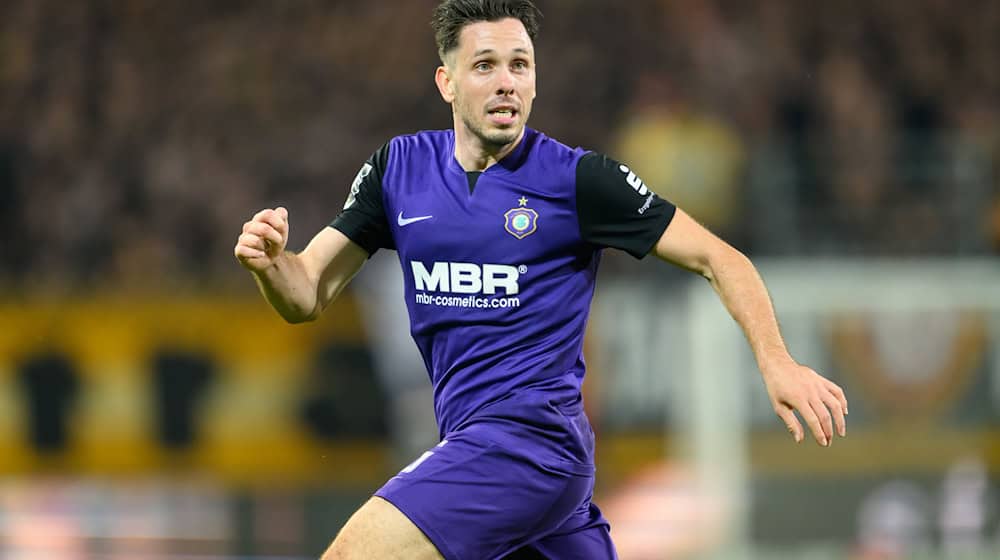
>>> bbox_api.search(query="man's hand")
[763,361,848,446]
[235,207,289,273]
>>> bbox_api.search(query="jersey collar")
[447,127,536,176]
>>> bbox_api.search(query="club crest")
[504,197,538,239]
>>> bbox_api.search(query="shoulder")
[576,151,626,181]
[528,128,588,160]
[387,129,454,157]
[524,128,589,175]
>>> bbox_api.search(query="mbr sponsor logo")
[411,261,520,295]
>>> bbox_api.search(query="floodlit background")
[1,0,998,558]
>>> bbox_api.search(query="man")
[234,1,849,558]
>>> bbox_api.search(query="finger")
[252,208,276,222]
[250,208,287,235]
[243,222,283,246]
[808,398,833,446]
[234,244,266,260]
[775,407,803,443]
[827,381,849,416]
[243,218,276,234]
[238,232,266,251]
[798,401,828,446]
[822,391,846,438]
[259,211,288,236]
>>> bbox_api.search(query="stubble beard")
[459,106,522,151]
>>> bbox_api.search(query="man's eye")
[512,61,527,70]
[475,62,491,71]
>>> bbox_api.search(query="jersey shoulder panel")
[328,142,393,253]
[530,130,589,175]
[575,151,676,258]
[386,129,453,166]
[383,129,455,192]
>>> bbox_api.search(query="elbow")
[278,305,320,324]
[703,244,750,283]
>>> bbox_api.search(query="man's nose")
[495,67,515,95]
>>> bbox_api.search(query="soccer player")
[234,1,849,558]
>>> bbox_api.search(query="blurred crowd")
[1,0,997,293]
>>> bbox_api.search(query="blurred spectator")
[613,71,746,244]
[939,457,992,556]
[0,0,996,291]
[814,49,894,252]
[854,480,932,559]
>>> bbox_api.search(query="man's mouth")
[487,106,518,125]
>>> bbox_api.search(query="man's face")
[438,18,536,149]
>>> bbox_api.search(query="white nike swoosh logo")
[397,211,433,226]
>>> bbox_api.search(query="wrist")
[758,352,795,377]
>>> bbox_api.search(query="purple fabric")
[384,129,596,455]
[376,422,616,559]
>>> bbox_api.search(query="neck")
[453,124,525,172]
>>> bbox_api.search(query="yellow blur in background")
[1,0,999,558]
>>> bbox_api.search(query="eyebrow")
[472,47,531,57]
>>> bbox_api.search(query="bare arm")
[235,207,368,323]
[653,209,848,446]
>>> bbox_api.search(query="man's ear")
[435,65,455,103]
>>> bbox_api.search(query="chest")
[385,171,580,265]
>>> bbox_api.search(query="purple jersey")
[332,128,674,470]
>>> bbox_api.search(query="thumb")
[276,206,289,221]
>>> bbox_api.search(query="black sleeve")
[329,142,394,255]
[576,152,676,258]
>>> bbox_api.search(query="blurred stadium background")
[1,0,998,558]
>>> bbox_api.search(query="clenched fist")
[235,207,289,272]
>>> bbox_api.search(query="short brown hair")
[431,0,542,62]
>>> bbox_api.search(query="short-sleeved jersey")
[332,128,674,468]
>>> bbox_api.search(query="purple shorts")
[375,422,617,559]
